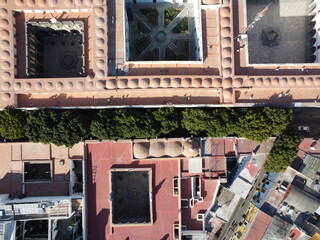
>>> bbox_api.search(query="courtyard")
[126,2,200,61]
[111,169,152,225]
[26,21,85,78]
[246,0,314,64]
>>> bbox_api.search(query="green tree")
[153,107,180,135]
[26,109,59,144]
[264,129,300,172]
[207,108,239,137]
[90,110,119,140]
[26,109,90,147]
[91,109,158,140]
[0,108,27,140]
[54,111,90,147]
[236,109,273,142]
[263,107,293,136]
[113,109,157,139]
[181,108,211,135]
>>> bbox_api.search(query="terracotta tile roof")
[203,156,226,172]
[86,142,180,240]
[246,211,272,240]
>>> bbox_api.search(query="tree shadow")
[161,233,170,240]
[154,178,166,196]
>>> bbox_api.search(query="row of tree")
[0,107,300,172]
[0,107,293,146]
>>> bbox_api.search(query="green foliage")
[2,107,293,148]
[26,109,89,147]
[91,108,180,140]
[113,109,157,139]
[153,107,180,135]
[207,108,239,137]
[0,108,27,140]
[236,109,273,142]
[173,17,188,33]
[263,107,293,136]
[264,129,300,172]
[181,108,212,135]
[91,109,156,139]
[139,8,159,25]
[181,107,292,142]
[164,7,181,24]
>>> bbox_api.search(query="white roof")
[189,158,203,173]
[229,178,252,199]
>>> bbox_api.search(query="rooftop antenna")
[236,2,272,42]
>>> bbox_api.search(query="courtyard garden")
[164,7,182,25]
[139,8,159,25]
[127,3,196,61]
[173,17,188,33]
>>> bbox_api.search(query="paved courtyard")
[127,2,197,61]
[247,0,313,64]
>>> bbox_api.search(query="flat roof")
[86,141,179,239]
[262,215,292,240]
[0,142,83,198]
[180,178,219,231]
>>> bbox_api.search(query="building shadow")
[86,151,109,240]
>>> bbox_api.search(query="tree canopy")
[0,107,294,148]
[181,107,292,142]
[0,108,27,140]
[25,109,90,147]
[91,108,180,140]
[264,129,300,172]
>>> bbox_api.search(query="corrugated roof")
[262,215,292,240]
[285,186,320,213]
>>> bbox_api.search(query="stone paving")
[127,2,196,61]
[247,0,313,64]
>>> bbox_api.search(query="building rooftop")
[228,177,252,199]
[284,186,320,214]
[86,141,180,240]
[0,0,319,108]
[299,154,320,181]
[245,210,272,240]
[262,215,292,240]
[214,186,241,222]
[133,138,200,159]
[180,178,219,231]
[0,142,84,198]
[237,139,259,154]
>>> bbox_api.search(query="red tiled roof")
[224,138,236,156]
[237,139,258,154]
[246,211,272,240]
[181,178,219,231]
[86,142,179,240]
[203,157,226,172]
[210,139,225,156]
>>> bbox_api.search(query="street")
[216,168,266,240]
[291,108,320,137]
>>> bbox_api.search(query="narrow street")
[216,167,266,240]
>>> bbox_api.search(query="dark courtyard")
[111,170,151,224]
[246,0,314,64]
